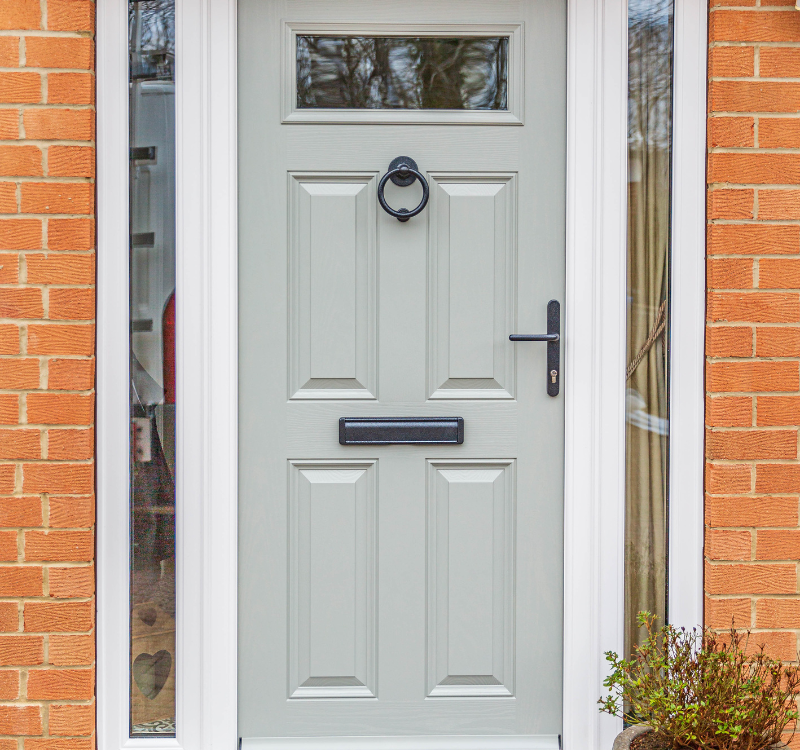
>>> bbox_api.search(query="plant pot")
[612,725,653,750]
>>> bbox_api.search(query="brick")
[27,394,93,425]
[0,430,40,460]
[706,529,751,560]
[760,118,800,148]
[47,359,93,390]
[48,429,93,461]
[48,566,93,598]
[705,597,751,628]
[708,189,753,220]
[711,11,800,43]
[0,705,41,735]
[22,464,92,495]
[0,0,41,29]
[0,395,18,425]
[27,325,94,356]
[23,109,93,141]
[48,497,92,528]
[0,497,41,527]
[709,116,754,147]
[0,359,39,390]
[24,530,92,562]
[706,463,752,494]
[706,429,796,460]
[756,598,800,627]
[48,288,94,320]
[0,532,18,562]
[757,327,800,356]
[47,0,94,32]
[0,466,13,494]
[707,396,752,427]
[713,80,800,113]
[744,631,798,660]
[0,219,41,249]
[0,38,19,67]
[24,37,93,70]
[0,146,40,177]
[0,326,18,356]
[0,72,39,104]
[26,254,94,285]
[707,361,799,392]
[0,604,18,633]
[706,495,798,526]
[21,184,93,216]
[0,111,18,140]
[47,146,94,179]
[759,258,800,289]
[710,46,754,77]
[0,182,17,212]
[0,568,41,597]
[759,192,800,222]
[710,153,800,184]
[709,225,799,255]
[0,289,43,319]
[48,634,92,666]
[705,562,796,594]
[706,326,752,357]
[47,218,94,251]
[708,258,753,289]
[758,396,800,426]
[758,529,800,559]
[757,464,800,493]
[25,740,92,750]
[0,636,42,666]
[0,671,19,700]
[26,668,92,700]
[761,48,800,77]
[24,601,92,633]
[0,253,19,283]
[48,704,93,736]
[708,292,799,323]
[46,72,93,106]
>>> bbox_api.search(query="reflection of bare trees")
[129,0,175,81]
[297,36,508,110]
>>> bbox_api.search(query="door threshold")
[241,736,560,750]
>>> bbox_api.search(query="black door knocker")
[378,156,430,222]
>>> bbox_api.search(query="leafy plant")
[599,612,800,750]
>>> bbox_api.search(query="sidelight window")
[128,0,177,736]
[624,0,674,658]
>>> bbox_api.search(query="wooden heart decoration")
[133,650,172,700]
[138,607,157,627]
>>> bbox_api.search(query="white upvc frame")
[96,0,707,747]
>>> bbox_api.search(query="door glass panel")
[296,36,508,109]
[129,0,176,736]
[624,0,673,658]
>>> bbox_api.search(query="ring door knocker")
[378,156,430,222]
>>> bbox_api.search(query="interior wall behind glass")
[129,0,176,735]
[625,0,674,658]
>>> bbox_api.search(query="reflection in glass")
[129,0,176,736]
[297,36,508,110]
[624,0,673,659]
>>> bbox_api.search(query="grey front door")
[238,2,566,748]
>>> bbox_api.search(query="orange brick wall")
[707,0,800,654]
[0,0,96,745]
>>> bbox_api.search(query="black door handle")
[378,156,430,222]
[509,300,561,397]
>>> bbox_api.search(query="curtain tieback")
[626,300,667,381]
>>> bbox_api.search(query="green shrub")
[598,612,800,750]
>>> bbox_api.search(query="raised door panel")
[288,461,377,698]
[428,175,516,400]
[289,174,377,400]
[427,460,515,697]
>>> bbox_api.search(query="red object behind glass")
[162,291,176,404]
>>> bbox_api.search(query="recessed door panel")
[289,174,377,400]
[428,175,516,400]
[427,461,515,697]
[288,461,377,698]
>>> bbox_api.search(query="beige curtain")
[624,0,672,659]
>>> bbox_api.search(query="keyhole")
[550,369,557,384]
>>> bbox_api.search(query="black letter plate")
[339,417,464,445]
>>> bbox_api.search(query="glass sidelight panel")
[624,0,674,658]
[297,36,508,110]
[129,0,176,736]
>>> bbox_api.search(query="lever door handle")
[509,300,560,397]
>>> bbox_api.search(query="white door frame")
[95,0,707,747]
